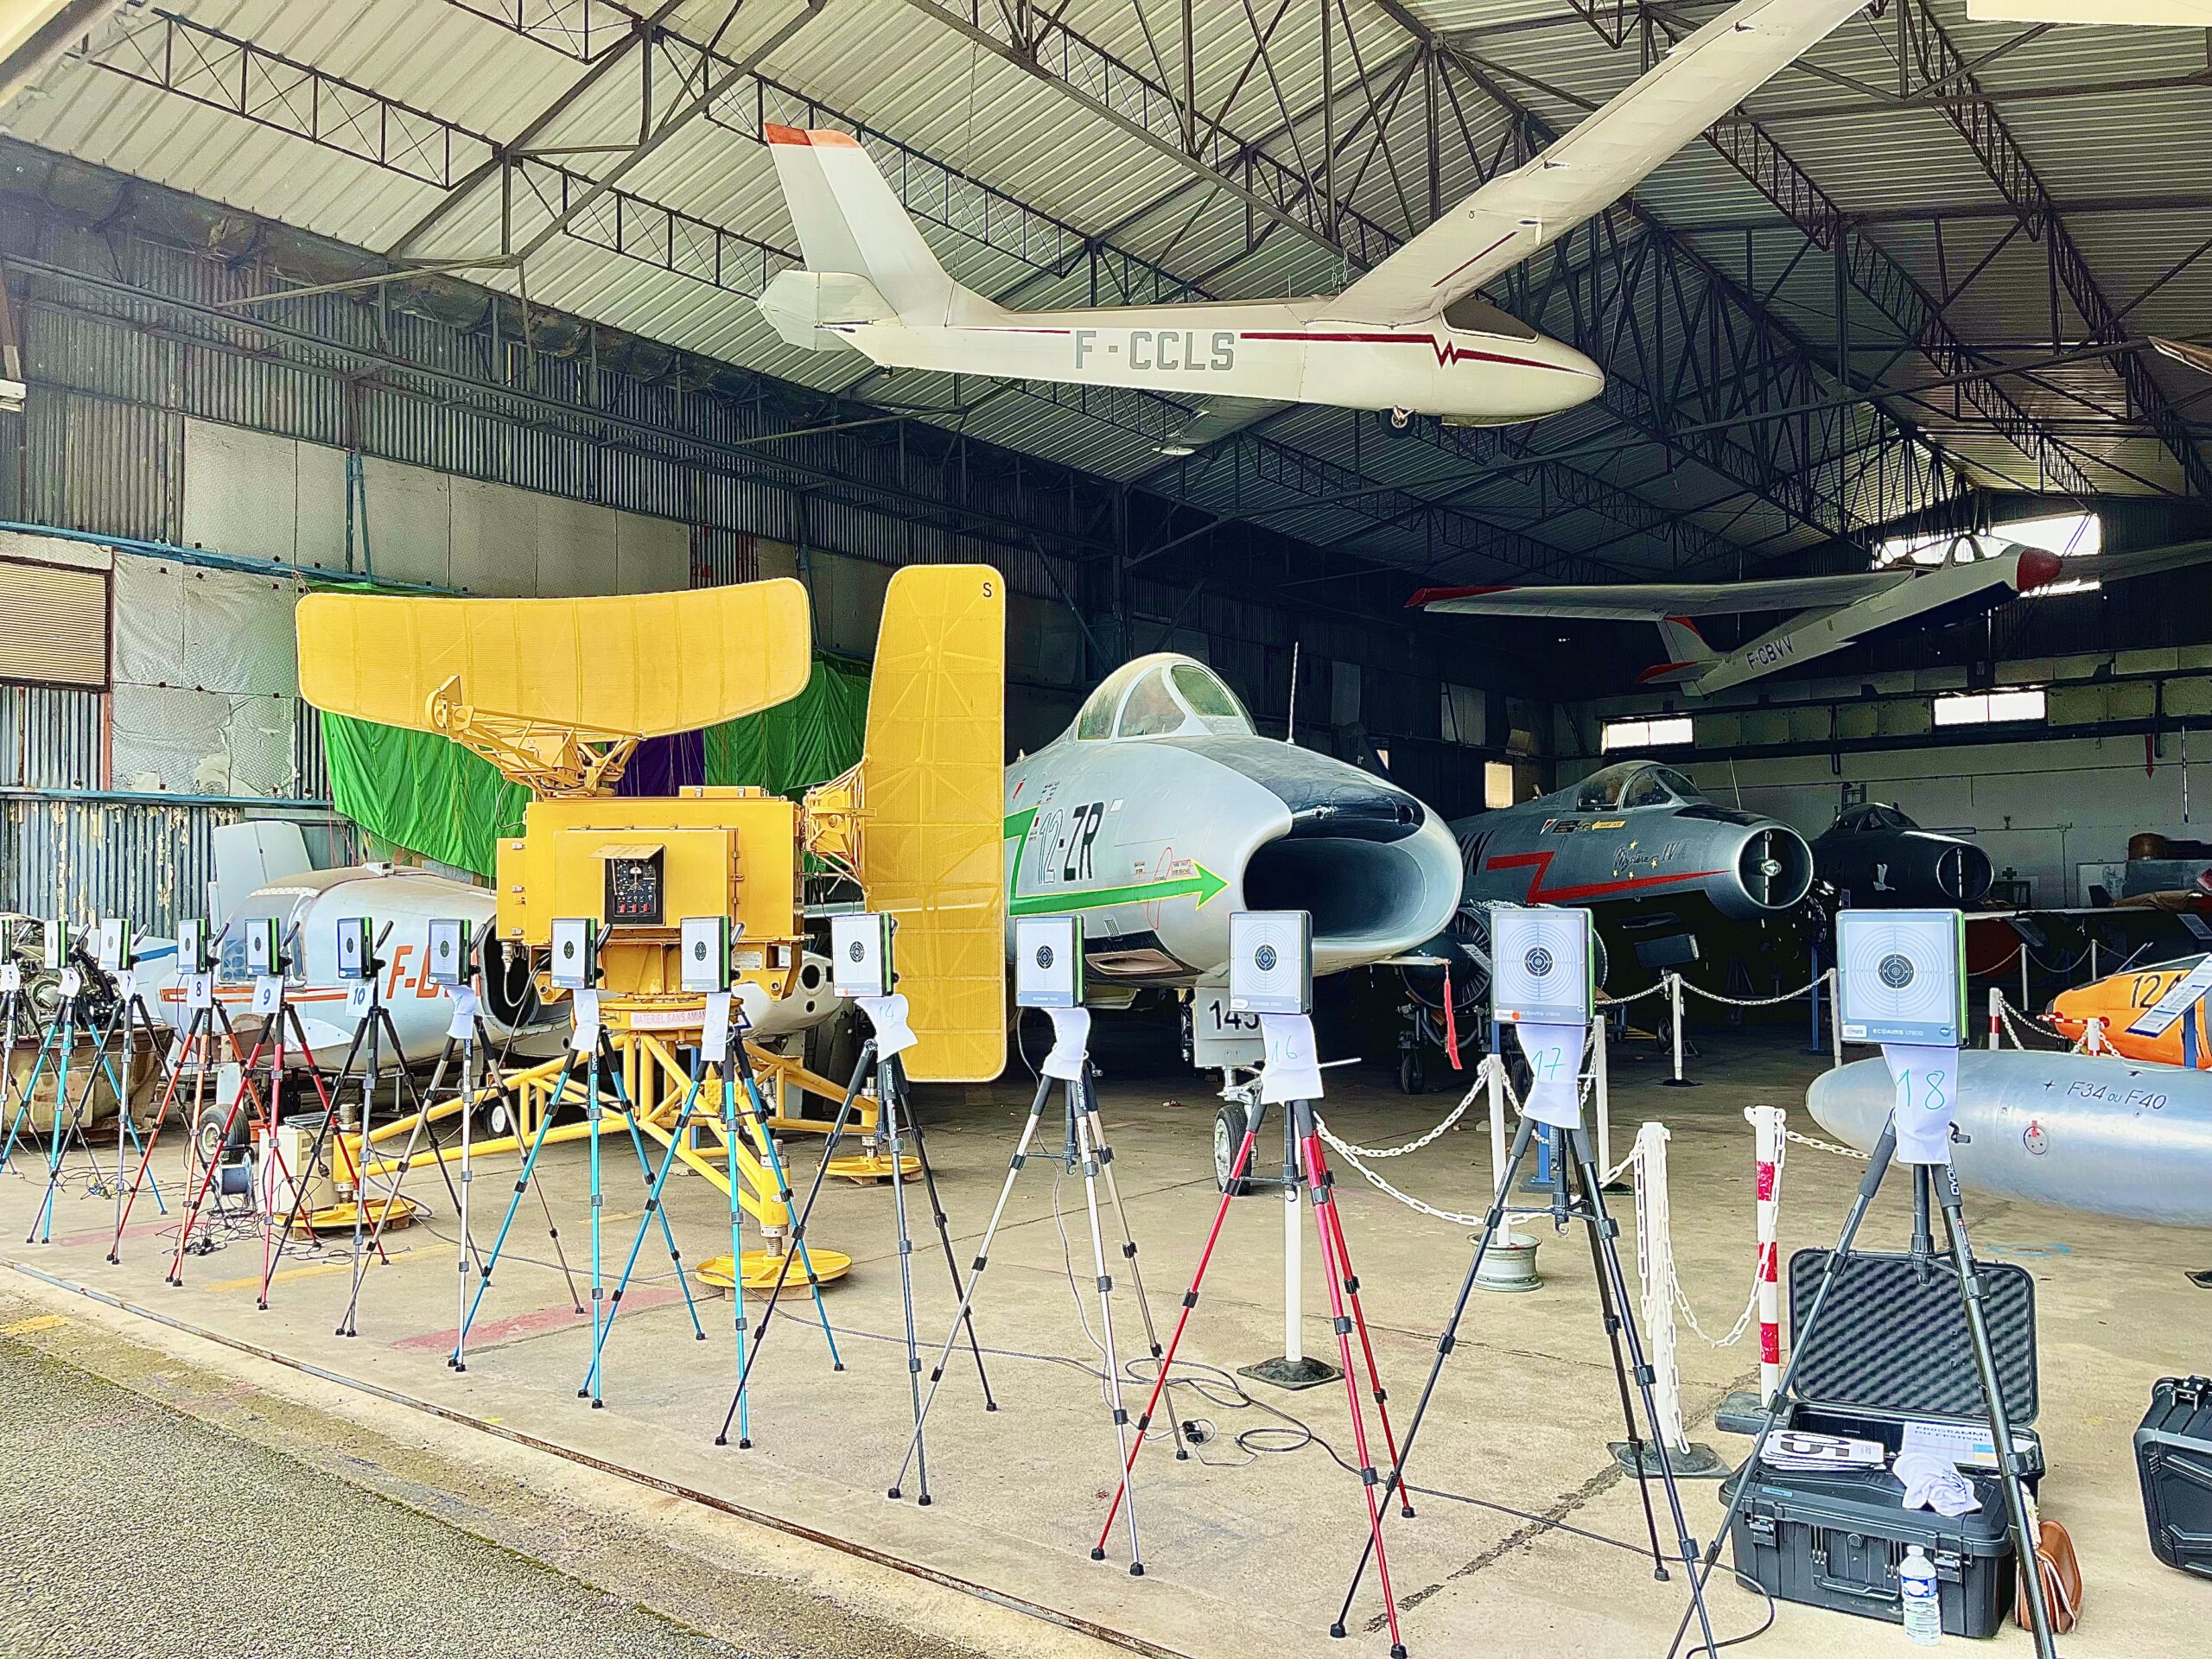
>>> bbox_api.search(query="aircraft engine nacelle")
[1711,817,1815,919]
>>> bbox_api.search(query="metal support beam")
[1904,0,2211,499]
[1573,5,2094,497]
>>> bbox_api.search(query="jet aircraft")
[1451,760,1813,979]
[1002,654,1463,990]
[758,0,1870,441]
[1814,802,1994,908]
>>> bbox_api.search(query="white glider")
[758,0,1870,439]
[1414,538,2212,696]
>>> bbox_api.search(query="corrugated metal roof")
[0,0,2202,588]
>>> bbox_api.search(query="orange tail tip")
[763,123,810,145]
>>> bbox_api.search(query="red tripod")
[1095,1093,1411,1657]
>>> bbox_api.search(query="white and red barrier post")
[1748,1105,1784,1407]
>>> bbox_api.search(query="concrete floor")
[0,1022,2205,1658]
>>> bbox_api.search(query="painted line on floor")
[389,1285,683,1354]
[4,1258,1196,1659]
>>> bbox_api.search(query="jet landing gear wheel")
[1398,1046,1427,1096]
[1213,1103,1255,1197]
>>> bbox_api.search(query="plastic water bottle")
[1899,1545,1942,1646]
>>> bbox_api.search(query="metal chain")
[1673,968,1835,1009]
[1663,1123,1781,1348]
[1318,1080,1481,1159]
[1314,1124,1497,1229]
[1607,979,1672,1004]
[1782,1126,1869,1162]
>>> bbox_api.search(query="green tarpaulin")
[321,652,871,876]
[704,652,870,798]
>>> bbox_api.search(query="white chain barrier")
[1631,1121,1692,1456]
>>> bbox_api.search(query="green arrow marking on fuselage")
[1002,805,1227,918]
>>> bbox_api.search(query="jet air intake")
[1723,823,1814,918]
[1211,744,1463,969]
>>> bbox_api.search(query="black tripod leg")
[1563,1141,1669,1580]
[1567,1127,1717,1658]
[890,1058,995,1413]
[1332,1114,1540,1638]
[1665,1123,1901,1659]
[715,1040,875,1446]
[1933,1160,2059,1659]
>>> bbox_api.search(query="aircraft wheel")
[1398,1047,1426,1096]
[1213,1103,1253,1197]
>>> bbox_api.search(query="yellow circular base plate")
[696,1249,854,1292]
[295,1197,418,1235]
[824,1152,919,1185]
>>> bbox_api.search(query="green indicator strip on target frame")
[1003,807,1227,918]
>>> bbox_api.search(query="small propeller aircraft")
[758,0,1871,441]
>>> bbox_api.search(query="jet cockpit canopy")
[1572,760,1703,812]
[1072,653,1255,742]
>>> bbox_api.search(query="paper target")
[425,918,471,988]
[1228,910,1313,1015]
[1837,909,1965,1047]
[1490,905,1594,1027]
[680,916,733,995]
[830,912,893,1000]
[549,917,597,991]
[1014,915,1083,1009]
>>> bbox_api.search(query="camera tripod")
[452,1014,706,1374]
[1098,1093,1410,1652]
[714,1019,994,1453]
[23,963,170,1243]
[584,1005,844,1426]
[1329,1109,1715,1658]
[888,1042,1171,1562]
[160,980,346,1294]
[1662,1119,2057,1659]
[329,992,518,1338]
[108,976,256,1263]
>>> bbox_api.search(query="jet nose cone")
[2018,548,2064,591]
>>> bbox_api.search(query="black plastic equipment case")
[1716,1249,2044,1639]
[2136,1374,2212,1579]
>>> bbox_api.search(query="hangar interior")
[0,4,2209,1658]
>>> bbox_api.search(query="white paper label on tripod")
[855,993,918,1058]
[59,968,82,1000]
[117,969,137,1002]
[702,990,733,1058]
[1042,1005,1091,1080]
[570,988,601,1053]
[1258,1013,1323,1103]
[1513,1020,1586,1128]
[0,963,16,994]
[1882,1043,1959,1166]
[345,981,374,1019]
[251,975,283,1014]
[446,986,480,1041]
[186,972,213,1010]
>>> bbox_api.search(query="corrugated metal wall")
[0,795,359,934]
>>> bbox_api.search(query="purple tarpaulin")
[616,728,706,797]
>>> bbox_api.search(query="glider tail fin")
[764,125,968,321]
[1638,615,1716,687]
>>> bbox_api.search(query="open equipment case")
[1715,1249,2044,1638]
